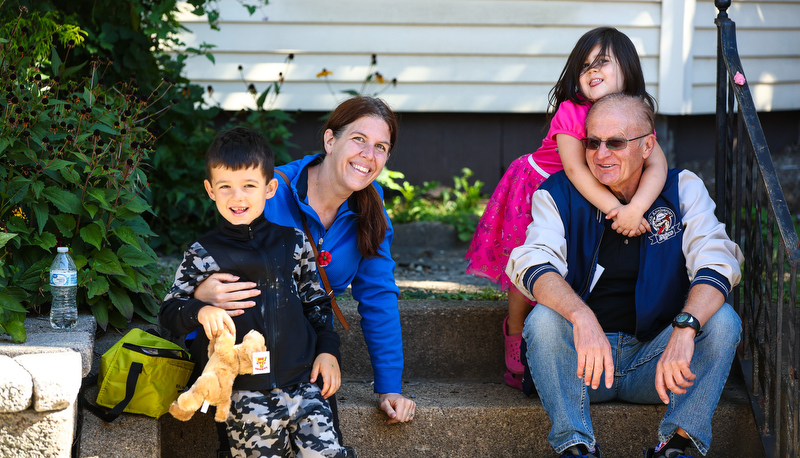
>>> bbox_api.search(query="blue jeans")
[523,303,741,456]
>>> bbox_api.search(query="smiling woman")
[192,97,417,441]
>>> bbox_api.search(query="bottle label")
[50,270,77,287]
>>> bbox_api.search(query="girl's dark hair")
[323,96,398,258]
[547,26,656,122]
[205,126,274,180]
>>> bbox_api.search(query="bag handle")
[80,362,143,423]
[276,170,349,330]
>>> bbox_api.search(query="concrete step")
[157,300,763,458]
[339,299,507,380]
[160,375,760,458]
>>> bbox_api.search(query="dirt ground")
[391,221,497,293]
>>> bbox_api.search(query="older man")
[507,93,743,458]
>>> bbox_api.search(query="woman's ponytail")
[354,184,388,258]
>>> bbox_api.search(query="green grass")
[336,287,505,302]
[398,287,506,301]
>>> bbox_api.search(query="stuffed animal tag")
[252,351,270,374]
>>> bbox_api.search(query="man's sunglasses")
[580,133,650,151]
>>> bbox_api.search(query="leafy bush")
[379,168,485,242]
[3,0,291,256]
[0,8,173,341]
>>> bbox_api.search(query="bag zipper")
[122,343,191,361]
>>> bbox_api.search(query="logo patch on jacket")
[647,207,682,244]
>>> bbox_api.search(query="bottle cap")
[57,247,69,253]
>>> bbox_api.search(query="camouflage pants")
[226,383,345,458]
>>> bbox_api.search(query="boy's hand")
[310,353,340,399]
[197,305,236,340]
[607,204,651,237]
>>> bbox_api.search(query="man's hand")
[530,272,614,390]
[378,393,416,424]
[655,327,697,403]
[194,272,259,315]
[573,310,614,390]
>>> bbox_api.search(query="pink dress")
[465,100,591,291]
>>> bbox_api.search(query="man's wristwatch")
[672,312,702,336]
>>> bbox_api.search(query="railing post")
[714,1,800,456]
[714,0,732,224]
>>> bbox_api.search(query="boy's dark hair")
[548,26,656,121]
[205,127,274,180]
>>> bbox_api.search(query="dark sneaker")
[644,445,695,458]
[560,443,601,458]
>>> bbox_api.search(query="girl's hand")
[607,204,651,237]
[194,272,260,316]
[310,353,341,398]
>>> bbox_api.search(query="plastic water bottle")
[49,246,78,329]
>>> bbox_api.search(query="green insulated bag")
[85,328,194,421]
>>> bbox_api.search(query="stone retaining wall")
[0,316,95,458]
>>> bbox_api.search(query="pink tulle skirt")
[465,154,550,290]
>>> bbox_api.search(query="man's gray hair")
[589,93,655,135]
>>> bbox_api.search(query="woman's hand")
[194,272,260,316]
[378,393,416,424]
[310,353,341,399]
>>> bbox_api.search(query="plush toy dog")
[169,329,266,422]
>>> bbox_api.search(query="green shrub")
[0,8,169,341]
[380,168,485,242]
[2,0,288,256]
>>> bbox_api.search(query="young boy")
[159,127,345,458]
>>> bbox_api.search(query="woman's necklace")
[308,165,342,230]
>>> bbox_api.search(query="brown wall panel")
[284,110,800,196]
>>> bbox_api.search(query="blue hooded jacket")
[266,153,404,394]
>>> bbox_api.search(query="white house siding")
[688,0,800,114]
[175,0,799,116]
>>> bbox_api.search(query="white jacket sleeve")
[679,170,744,288]
[506,189,569,302]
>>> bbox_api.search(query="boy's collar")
[219,213,268,239]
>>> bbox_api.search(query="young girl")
[465,27,668,389]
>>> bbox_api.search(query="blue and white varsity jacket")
[507,169,743,341]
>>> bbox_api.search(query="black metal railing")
[714,1,800,457]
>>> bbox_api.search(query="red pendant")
[318,250,332,267]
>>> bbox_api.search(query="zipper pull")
[318,237,323,251]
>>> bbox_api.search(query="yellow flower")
[12,207,26,220]
[316,68,333,78]
[375,72,385,84]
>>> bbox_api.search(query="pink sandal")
[503,316,525,375]
[504,371,523,390]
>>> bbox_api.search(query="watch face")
[676,313,689,324]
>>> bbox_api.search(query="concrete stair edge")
[160,376,762,458]
[157,299,763,458]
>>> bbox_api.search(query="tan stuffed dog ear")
[242,329,266,352]
[235,330,267,375]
